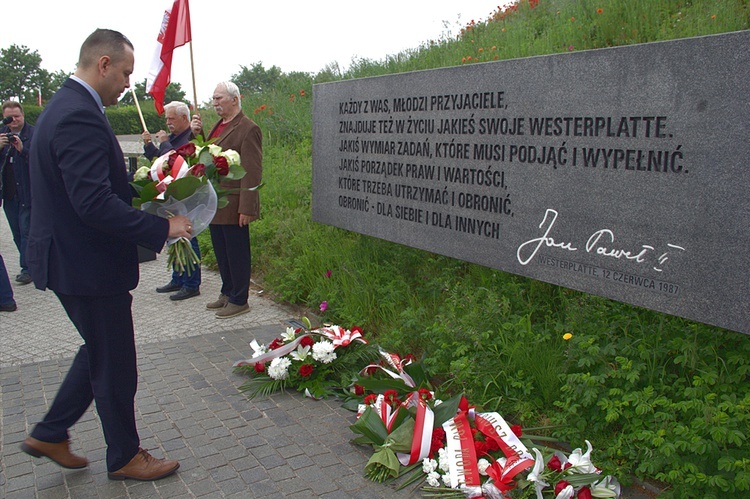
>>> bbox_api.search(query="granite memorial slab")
[312,31,750,335]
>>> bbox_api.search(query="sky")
[1,0,502,107]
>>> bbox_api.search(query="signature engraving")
[517,209,685,271]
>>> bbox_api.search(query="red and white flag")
[146,0,192,114]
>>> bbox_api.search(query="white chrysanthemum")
[312,340,337,364]
[267,357,291,380]
[438,448,450,472]
[281,327,296,342]
[426,471,441,487]
[477,458,490,475]
[422,458,438,474]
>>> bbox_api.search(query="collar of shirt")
[70,75,105,114]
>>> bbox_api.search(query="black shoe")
[15,272,32,285]
[170,287,200,301]
[0,302,17,312]
[156,282,182,293]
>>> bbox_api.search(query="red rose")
[364,394,378,405]
[254,362,265,373]
[300,336,314,348]
[269,338,284,350]
[213,155,229,176]
[486,437,500,452]
[547,455,563,471]
[511,424,523,437]
[354,384,365,396]
[299,364,313,377]
[175,142,196,157]
[191,163,206,177]
[166,153,177,171]
[578,487,593,499]
[555,481,571,496]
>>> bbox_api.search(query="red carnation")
[547,455,563,472]
[429,427,446,457]
[254,362,265,373]
[299,364,314,377]
[511,424,523,437]
[474,440,489,456]
[384,389,399,405]
[364,394,378,405]
[486,437,500,452]
[191,163,206,177]
[555,481,572,495]
[175,142,196,157]
[214,155,229,176]
[417,388,432,401]
[354,384,365,396]
[300,336,314,348]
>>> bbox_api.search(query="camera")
[3,132,18,144]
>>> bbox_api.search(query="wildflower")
[478,47,484,53]
[260,104,266,110]
[563,333,573,340]
[711,14,716,20]
[597,8,603,14]
[325,269,332,278]
[568,45,575,51]
[320,300,328,312]
[300,89,306,97]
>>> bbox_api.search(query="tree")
[231,62,282,95]
[0,44,45,103]
[118,79,187,108]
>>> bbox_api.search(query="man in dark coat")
[21,28,192,481]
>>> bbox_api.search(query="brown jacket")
[209,111,262,225]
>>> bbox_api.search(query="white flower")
[249,340,268,359]
[312,340,337,364]
[441,473,451,486]
[566,440,599,474]
[527,448,550,499]
[433,399,443,406]
[437,447,450,472]
[133,165,150,181]
[555,484,575,499]
[221,148,240,166]
[425,471,441,487]
[591,476,621,498]
[267,357,291,380]
[290,345,311,361]
[422,458,438,474]
[281,327,296,342]
[477,458,491,475]
[206,144,222,156]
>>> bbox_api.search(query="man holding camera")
[1,101,35,285]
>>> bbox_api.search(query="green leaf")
[165,176,205,201]
[432,393,462,427]
[349,406,389,445]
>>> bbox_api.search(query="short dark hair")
[78,29,134,69]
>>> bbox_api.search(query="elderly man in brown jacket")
[191,81,262,318]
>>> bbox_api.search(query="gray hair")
[163,101,190,119]
[216,81,241,106]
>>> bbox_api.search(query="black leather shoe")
[16,272,32,285]
[170,287,200,301]
[156,282,182,293]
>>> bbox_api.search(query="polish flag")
[146,0,192,114]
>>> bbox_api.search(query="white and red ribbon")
[317,325,367,348]
[443,411,482,489]
[233,334,312,367]
[360,348,416,388]
[472,412,534,481]
[397,392,434,466]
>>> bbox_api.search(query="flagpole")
[131,88,148,132]
[189,41,198,111]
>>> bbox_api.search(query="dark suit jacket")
[207,112,262,225]
[0,122,34,207]
[143,127,193,160]
[28,78,169,295]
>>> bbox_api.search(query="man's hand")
[239,214,252,227]
[0,134,10,149]
[168,214,193,239]
[190,114,203,137]
[155,130,168,142]
[141,130,152,144]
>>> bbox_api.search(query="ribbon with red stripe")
[442,411,481,489]
[473,412,534,481]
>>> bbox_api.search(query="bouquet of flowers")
[347,354,622,498]
[130,135,251,275]
[232,319,380,400]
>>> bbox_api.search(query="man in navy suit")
[21,29,192,481]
